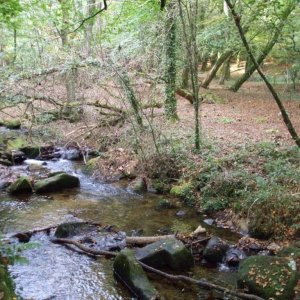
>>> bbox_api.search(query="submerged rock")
[8,176,33,195]
[55,222,97,238]
[113,248,159,300]
[203,236,229,263]
[135,238,194,271]
[238,256,299,300]
[157,199,177,209]
[34,173,80,193]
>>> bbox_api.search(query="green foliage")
[170,181,196,206]
[193,143,300,238]
[35,112,58,125]
[0,237,39,265]
[0,0,22,25]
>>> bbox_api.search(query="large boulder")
[203,236,229,263]
[0,263,16,300]
[113,249,159,300]
[135,238,194,271]
[34,173,80,193]
[238,256,299,300]
[8,176,33,195]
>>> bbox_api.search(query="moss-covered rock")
[113,248,158,300]
[6,138,28,151]
[202,236,229,263]
[135,238,194,271]
[34,173,80,193]
[83,157,99,174]
[277,247,300,270]
[55,222,95,238]
[130,177,147,193]
[2,119,21,129]
[8,176,33,195]
[238,256,299,300]
[20,146,40,159]
[0,263,16,300]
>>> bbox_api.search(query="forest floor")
[38,79,300,150]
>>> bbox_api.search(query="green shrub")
[170,181,195,206]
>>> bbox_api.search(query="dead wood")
[126,235,175,245]
[176,88,194,104]
[52,237,264,300]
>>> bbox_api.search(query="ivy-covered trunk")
[164,0,178,120]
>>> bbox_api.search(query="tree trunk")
[225,0,300,148]
[230,5,295,92]
[164,0,178,120]
[58,0,77,116]
[13,28,17,64]
[84,0,96,56]
[202,50,233,88]
[200,56,209,72]
[178,0,201,150]
[219,55,232,85]
[180,63,189,89]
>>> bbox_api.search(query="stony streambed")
[0,154,244,299]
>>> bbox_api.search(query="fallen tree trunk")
[176,88,193,104]
[52,237,264,300]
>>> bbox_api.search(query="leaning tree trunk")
[229,4,295,92]
[202,50,233,88]
[225,0,300,147]
[164,0,178,120]
[219,54,232,85]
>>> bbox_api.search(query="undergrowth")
[149,141,300,239]
[193,142,300,239]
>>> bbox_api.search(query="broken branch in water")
[51,237,264,300]
[126,234,175,246]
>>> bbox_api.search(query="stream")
[0,155,242,300]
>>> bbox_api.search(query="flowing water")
[0,157,241,300]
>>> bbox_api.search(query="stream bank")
[0,126,299,300]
